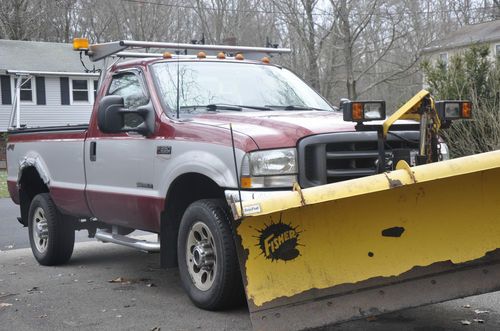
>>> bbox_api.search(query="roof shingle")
[0,39,102,73]
[422,20,500,53]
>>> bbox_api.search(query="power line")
[121,0,498,18]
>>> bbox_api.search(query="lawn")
[0,170,8,198]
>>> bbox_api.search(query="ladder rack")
[82,40,291,62]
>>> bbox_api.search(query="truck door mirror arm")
[97,95,155,136]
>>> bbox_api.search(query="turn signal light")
[462,101,472,118]
[241,177,252,188]
[235,53,244,60]
[343,101,386,122]
[73,38,89,51]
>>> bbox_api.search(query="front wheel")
[177,199,244,310]
[28,193,75,266]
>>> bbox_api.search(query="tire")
[177,199,244,310]
[28,193,75,266]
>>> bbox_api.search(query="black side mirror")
[97,95,155,136]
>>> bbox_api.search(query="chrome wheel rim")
[186,221,217,291]
[32,207,49,253]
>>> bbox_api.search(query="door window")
[108,72,149,128]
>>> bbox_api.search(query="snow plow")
[229,90,500,330]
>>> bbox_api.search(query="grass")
[0,170,9,198]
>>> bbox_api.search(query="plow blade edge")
[232,150,500,330]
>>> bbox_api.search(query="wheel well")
[18,167,49,226]
[161,173,225,268]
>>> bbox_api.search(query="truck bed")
[6,125,89,217]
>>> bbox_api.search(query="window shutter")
[1,75,12,105]
[36,77,46,105]
[60,77,70,105]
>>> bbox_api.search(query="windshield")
[151,61,333,118]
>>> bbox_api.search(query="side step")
[95,230,160,252]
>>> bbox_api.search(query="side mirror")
[97,95,155,136]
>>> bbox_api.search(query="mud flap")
[231,150,500,330]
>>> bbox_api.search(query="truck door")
[85,70,162,232]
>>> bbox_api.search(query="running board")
[95,230,160,252]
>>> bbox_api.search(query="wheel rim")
[32,207,49,253]
[186,221,217,291]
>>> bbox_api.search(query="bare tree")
[0,0,43,40]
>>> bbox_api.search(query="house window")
[11,77,36,103]
[71,79,90,103]
[439,52,448,67]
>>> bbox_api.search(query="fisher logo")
[256,215,302,262]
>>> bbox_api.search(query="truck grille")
[298,131,419,188]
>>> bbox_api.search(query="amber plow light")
[436,101,473,123]
[73,38,89,51]
[462,101,472,118]
[342,101,386,122]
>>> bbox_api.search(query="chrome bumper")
[224,189,291,204]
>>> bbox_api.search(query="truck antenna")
[176,7,181,119]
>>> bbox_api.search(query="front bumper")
[225,189,292,204]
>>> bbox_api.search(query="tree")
[0,0,43,40]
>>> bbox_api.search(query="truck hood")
[192,111,356,149]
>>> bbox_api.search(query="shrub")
[421,45,500,157]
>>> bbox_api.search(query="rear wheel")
[28,193,75,265]
[177,199,244,310]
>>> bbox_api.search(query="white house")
[0,39,102,168]
[421,20,500,66]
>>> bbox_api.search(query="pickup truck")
[6,40,450,313]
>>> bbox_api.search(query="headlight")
[436,101,472,122]
[249,148,297,176]
[240,148,297,188]
[342,101,386,122]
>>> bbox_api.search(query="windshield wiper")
[179,104,242,112]
[265,105,329,111]
[236,105,272,111]
[180,104,273,112]
[206,104,242,111]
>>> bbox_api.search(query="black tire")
[177,199,244,310]
[28,193,75,266]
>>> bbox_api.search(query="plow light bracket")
[436,101,472,126]
[343,101,386,122]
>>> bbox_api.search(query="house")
[421,20,500,66]
[0,39,101,169]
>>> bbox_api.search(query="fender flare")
[157,149,243,198]
[17,153,51,186]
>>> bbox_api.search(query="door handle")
[90,141,97,161]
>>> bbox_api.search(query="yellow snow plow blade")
[232,150,500,330]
